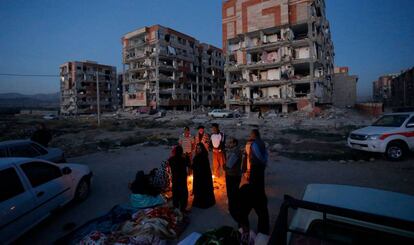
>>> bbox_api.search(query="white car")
[347,112,414,161]
[0,140,66,163]
[208,109,238,118]
[269,184,414,244]
[0,158,92,244]
[43,114,58,120]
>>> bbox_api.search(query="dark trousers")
[172,184,188,212]
[225,174,241,220]
[237,184,270,235]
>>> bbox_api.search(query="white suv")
[0,158,92,244]
[347,112,414,161]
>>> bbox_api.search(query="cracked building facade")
[223,0,334,113]
[372,74,398,106]
[60,61,118,115]
[122,25,225,110]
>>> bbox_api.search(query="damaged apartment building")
[60,61,118,115]
[122,25,225,110]
[223,0,334,113]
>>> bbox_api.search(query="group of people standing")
[168,123,270,235]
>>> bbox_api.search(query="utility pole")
[190,83,194,114]
[403,78,407,107]
[96,71,101,127]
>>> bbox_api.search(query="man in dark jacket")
[31,123,52,147]
[224,138,242,221]
[237,129,270,235]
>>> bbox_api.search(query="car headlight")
[367,134,380,140]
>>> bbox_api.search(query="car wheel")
[75,178,90,202]
[386,142,406,161]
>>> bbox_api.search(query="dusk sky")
[0,0,413,100]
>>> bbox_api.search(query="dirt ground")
[1,108,379,162]
[15,145,414,244]
[4,110,414,244]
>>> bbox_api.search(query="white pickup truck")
[347,112,414,161]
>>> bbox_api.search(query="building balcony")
[125,41,147,50]
[125,78,148,84]
[227,77,313,89]
[228,98,251,105]
[228,96,303,106]
[128,66,149,72]
[159,88,190,95]
[228,57,314,72]
[125,53,147,62]
[159,98,191,107]
[158,64,175,71]
[245,40,290,53]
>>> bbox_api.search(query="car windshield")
[372,114,409,127]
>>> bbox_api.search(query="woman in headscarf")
[192,143,216,209]
[128,170,165,208]
[168,145,189,212]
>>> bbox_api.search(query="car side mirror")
[407,123,414,128]
[62,167,72,175]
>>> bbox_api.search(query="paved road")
[16,145,414,244]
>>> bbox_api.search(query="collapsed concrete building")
[222,0,334,113]
[122,25,225,110]
[332,66,358,108]
[60,61,118,115]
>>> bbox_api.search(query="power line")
[0,73,59,77]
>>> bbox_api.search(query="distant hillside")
[0,92,60,108]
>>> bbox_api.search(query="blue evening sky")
[0,0,413,99]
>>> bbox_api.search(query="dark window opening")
[164,34,170,42]
[251,53,260,63]
[160,70,173,77]
[295,84,310,97]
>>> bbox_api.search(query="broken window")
[251,53,260,63]
[164,34,170,42]
[294,84,310,97]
